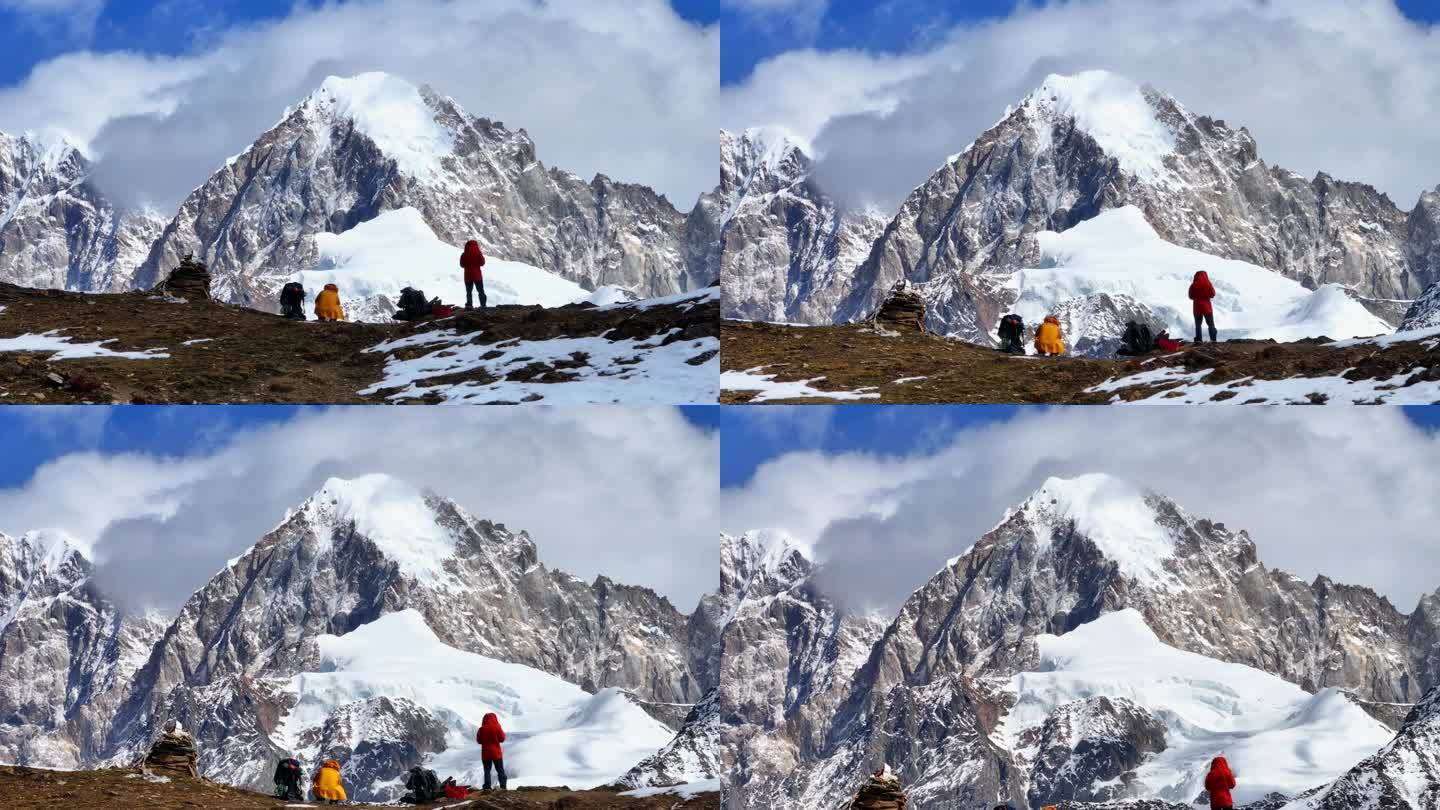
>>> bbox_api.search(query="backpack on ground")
[1119,320,1155,356]
[1156,331,1182,352]
[998,314,1026,353]
[442,777,469,800]
[279,282,306,320]
[394,286,432,321]
[402,766,442,803]
[272,758,303,800]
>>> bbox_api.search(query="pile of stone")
[871,283,928,334]
[848,767,908,809]
[154,254,212,301]
[139,720,199,779]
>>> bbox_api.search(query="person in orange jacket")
[476,712,507,791]
[1034,315,1065,356]
[314,283,345,321]
[312,759,347,804]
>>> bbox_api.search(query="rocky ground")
[721,310,1440,405]
[0,283,717,404]
[0,767,718,809]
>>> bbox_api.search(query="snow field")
[275,610,674,791]
[998,609,1393,805]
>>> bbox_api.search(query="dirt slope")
[720,319,1440,405]
[0,766,718,809]
[0,284,717,404]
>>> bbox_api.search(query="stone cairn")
[138,719,200,779]
[848,767,908,810]
[153,254,212,301]
[869,279,928,334]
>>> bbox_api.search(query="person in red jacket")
[460,239,487,311]
[476,712,507,791]
[1204,755,1236,809]
[1189,270,1218,343]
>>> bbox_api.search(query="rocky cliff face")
[0,531,166,768]
[723,475,1440,810]
[726,72,1440,342]
[134,73,714,308]
[1399,280,1440,332]
[719,128,886,323]
[0,133,163,292]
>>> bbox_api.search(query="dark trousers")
[466,279,487,309]
[1194,311,1216,342]
[483,757,506,790]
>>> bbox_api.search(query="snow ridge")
[1022,71,1177,180]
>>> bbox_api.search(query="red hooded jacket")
[460,240,486,283]
[476,713,505,761]
[1189,271,1216,316]
[1204,756,1236,809]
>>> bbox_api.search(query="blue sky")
[0,405,718,490]
[721,0,1440,85]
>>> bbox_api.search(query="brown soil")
[0,766,719,809]
[0,284,716,404]
[720,320,1440,405]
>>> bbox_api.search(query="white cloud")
[0,407,719,613]
[721,0,1440,211]
[722,0,830,38]
[721,407,1440,613]
[0,0,718,209]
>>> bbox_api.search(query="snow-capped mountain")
[721,475,1440,809]
[726,71,1440,347]
[133,73,715,307]
[0,475,720,799]
[0,530,166,768]
[0,132,163,292]
[719,128,887,324]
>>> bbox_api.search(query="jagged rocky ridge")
[720,475,1440,810]
[723,72,1440,342]
[1399,280,1440,332]
[1,73,718,307]
[0,132,163,292]
[0,476,721,799]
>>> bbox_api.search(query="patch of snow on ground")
[721,368,880,402]
[300,208,591,322]
[362,326,718,404]
[0,331,169,360]
[1089,365,1440,404]
[1008,207,1392,349]
[276,610,674,790]
[999,609,1393,805]
[892,376,928,384]
[182,338,213,346]
[1329,324,1440,348]
[620,778,721,798]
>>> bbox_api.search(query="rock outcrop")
[151,255,212,301]
[139,722,199,779]
[847,768,908,809]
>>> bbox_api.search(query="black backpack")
[280,282,306,316]
[1121,320,1155,355]
[403,766,441,803]
[998,314,1025,351]
[396,286,432,320]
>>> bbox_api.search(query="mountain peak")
[298,72,456,181]
[300,475,461,578]
[1020,70,1176,179]
[1018,474,1182,583]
